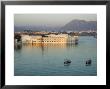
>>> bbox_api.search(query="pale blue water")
[14,36,97,76]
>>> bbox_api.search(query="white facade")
[21,34,78,44]
[21,35,31,43]
[21,35,42,43]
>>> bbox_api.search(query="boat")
[64,59,71,64]
[86,59,92,66]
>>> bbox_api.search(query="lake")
[14,36,97,76]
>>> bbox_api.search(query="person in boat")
[86,58,92,65]
[64,59,71,64]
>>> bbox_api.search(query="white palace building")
[21,34,78,44]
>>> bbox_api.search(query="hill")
[14,20,97,32]
[60,20,97,32]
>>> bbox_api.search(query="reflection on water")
[14,36,97,76]
[15,43,78,56]
[64,63,71,66]
[14,44,22,50]
[20,43,78,48]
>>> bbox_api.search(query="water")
[14,36,97,76]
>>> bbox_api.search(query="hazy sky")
[14,14,97,27]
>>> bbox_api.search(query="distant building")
[22,35,42,43]
[21,34,78,44]
[42,34,68,43]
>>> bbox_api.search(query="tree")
[14,34,21,42]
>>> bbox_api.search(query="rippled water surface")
[14,36,97,76]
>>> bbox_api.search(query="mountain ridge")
[14,20,97,32]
